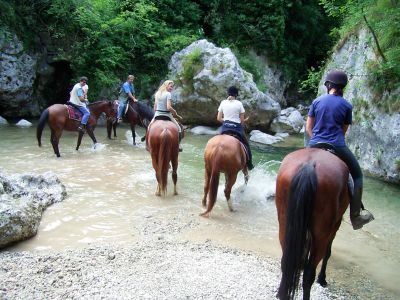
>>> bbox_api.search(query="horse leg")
[76,130,84,151]
[202,169,211,207]
[86,125,97,146]
[130,124,136,145]
[113,120,118,138]
[50,130,62,157]
[317,240,333,287]
[224,172,238,212]
[171,154,178,196]
[302,260,317,300]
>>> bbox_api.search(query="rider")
[217,86,254,170]
[150,80,183,151]
[117,74,137,123]
[69,76,90,132]
[306,70,374,230]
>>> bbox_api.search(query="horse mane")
[136,101,154,120]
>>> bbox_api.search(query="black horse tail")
[278,162,317,300]
[37,108,49,147]
[158,128,173,196]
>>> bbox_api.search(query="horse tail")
[278,162,317,300]
[158,128,172,196]
[204,148,222,214]
[37,108,49,147]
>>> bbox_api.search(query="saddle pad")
[65,105,82,121]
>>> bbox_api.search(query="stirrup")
[351,209,375,230]
[77,125,85,132]
[179,145,183,152]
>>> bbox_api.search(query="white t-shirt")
[218,99,245,124]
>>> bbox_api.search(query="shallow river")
[0,123,399,298]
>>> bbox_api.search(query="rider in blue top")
[306,70,374,230]
[117,75,137,122]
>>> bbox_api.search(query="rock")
[15,119,32,127]
[249,130,284,145]
[0,116,8,125]
[0,30,40,117]
[190,126,219,135]
[270,107,305,133]
[168,39,280,130]
[321,28,400,183]
[0,172,67,248]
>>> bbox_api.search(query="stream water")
[0,123,399,298]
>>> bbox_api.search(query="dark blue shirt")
[308,94,352,147]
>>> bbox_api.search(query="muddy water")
[0,123,399,298]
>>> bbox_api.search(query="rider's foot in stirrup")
[117,118,123,123]
[351,210,375,230]
[179,145,183,152]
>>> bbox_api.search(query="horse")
[147,119,179,196]
[107,100,154,145]
[37,100,115,157]
[201,134,249,217]
[275,147,350,300]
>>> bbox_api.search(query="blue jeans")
[117,100,128,119]
[77,105,90,125]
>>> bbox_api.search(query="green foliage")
[320,0,400,113]
[179,48,203,94]
[236,53,266,92]
[299,65,325,95]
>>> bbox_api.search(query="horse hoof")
[317,278,328,287]
[199,212,210,218]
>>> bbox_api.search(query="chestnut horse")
[107,100,154,145]
[147,120,179,196]
[201,134,249,217]
[37,101,115,157]
[275,148,350,300]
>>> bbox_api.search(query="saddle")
[65,102,83,122]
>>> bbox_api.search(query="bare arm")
[128,92,137,102]
[167,100,182,119]
[306,116,315,138]
[239,113,245,124]
[343,124,349,134]
[217,111,224,123]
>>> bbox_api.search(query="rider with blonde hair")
[150,80,183,151]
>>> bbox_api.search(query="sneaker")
[351,210,375,230]
[117,118,123,123]
[77,125,85,132]
[179,145,183,152]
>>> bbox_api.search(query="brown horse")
[201,134,249,217]
[275,148,350,300]
[37,101,115,157]
[147,120,179,196]
[107,100,154,145]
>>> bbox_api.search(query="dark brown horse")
[147,120,179,196]
[107,100,154,145]
[201,134,249,217]
[275,148,350,300]
[37,101,115,157]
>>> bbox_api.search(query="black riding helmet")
[324,70,348,88]
[227,86,239,97]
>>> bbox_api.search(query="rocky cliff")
[320,29,400,183]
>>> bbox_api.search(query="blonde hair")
[155,80,174,102]
[127,74,135,80]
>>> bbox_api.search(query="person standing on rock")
[69,76,90,132]
[217,86,254,170]
[306,69,374,230]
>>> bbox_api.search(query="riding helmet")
[227,86,239,97]
[324,70,348,88]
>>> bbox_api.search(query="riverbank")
[1,237,354,300]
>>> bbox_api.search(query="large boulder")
[0,172,67,248]
[0,30,40,117]
[320,28,400,183]
[168,40,280,130]
[270,107,305,134]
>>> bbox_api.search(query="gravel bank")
[0,237,354,300]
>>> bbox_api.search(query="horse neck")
[88,103,104,120]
